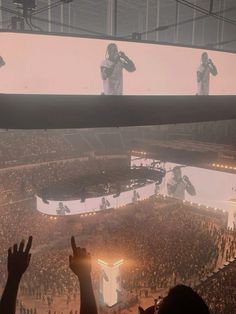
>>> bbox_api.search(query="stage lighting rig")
[13,0,36,17]
[12,0,74,30]
[11,16,25,30]
[13,0,36,8]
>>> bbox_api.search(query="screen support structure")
[106,0,117,36]
[48,0,51,32]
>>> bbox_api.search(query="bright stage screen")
[97,259,123,307]
[36,156,236,228]
[0,32,236,95]
[131,156,236,228]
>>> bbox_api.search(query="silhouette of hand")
[7,236,32,279]
[69,236,91,281]
[119,51,126,58]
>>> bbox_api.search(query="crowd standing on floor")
[0,131,236,313]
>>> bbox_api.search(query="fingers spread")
[13,244,17,253]
[19,240,25,253]
[8,248,12,258]
[25,236,33,255]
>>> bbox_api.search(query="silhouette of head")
[58,202,63,209]
[106,43,119,61]
[172,166,182,180]
[158,285,210,314]
[201,52,208,66]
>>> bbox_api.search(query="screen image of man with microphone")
[197,52,218,95]
[167,166,196,201]
[101,43,136,95]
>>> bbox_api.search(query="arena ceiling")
[0,0,236,50]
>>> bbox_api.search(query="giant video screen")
[0,32,236,95]
[131,156,236,228]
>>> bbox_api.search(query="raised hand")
[0,236,33,314]
[69,237,98,314]
[69,236,91,281]
[208,59,213,65]
[119,51,126,58]
[7,236,32,279]
[183,175,190,183]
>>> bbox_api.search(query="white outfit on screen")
[101,59,124,95]
[197,64,211,95]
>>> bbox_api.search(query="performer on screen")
[100,197,110,210]
[197,52,217,95]
[132,189,140,203]
[101,43,136,95]
[167,166,196,201]
[56,202,71,215]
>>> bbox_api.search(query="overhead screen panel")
[0,32,236,96]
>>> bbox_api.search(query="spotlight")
[13,0,36,18]
[13,0,36,8]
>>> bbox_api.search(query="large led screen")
[36,155,236,228]
[131,156,236,228]
[0,32,236,95]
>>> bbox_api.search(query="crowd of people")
[0,129,126,168]
[83,197,233,290]
[197,259,236,314]
[0,153,128,205]
[0,130,77,167]
[0,131,236,313]
[0,193,235,313]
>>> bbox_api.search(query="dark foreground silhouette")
[0,236,210,314]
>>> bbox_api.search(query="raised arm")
[69,236,98,314]
[208,59,218,76]
[119,51,136,72]
[0,236,32,314]
[183,175,196,196]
